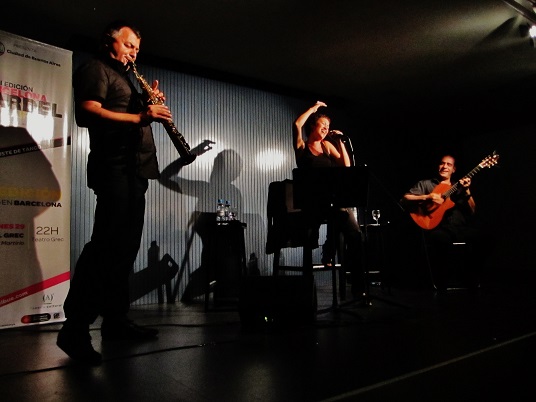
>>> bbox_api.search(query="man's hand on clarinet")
[140,104,172,125]
[151,80,166,102]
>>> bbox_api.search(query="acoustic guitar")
[410,152,499,230]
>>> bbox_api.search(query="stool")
[363,223,390,293]
[266,180,346,309]
[204,220,247,310]
[423,236,477,290]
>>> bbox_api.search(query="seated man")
[402,154,480,289]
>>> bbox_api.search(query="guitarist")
[402,154,479,289]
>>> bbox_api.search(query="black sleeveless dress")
[296,143,335,168]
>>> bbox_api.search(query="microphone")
[328,130,346,138]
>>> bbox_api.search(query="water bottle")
[216,199,225,222]
[224,200,231,221]
[247,253,260,276]
[148,240,160,270]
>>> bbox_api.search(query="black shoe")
[101,319,158,342]
[57,324,102,365]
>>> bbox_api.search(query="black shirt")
[73,56,159,183]
[407,178,471,228]
[296,143,336,169]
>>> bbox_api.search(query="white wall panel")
[70,59,326,305]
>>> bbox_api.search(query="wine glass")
[371,209,381,225]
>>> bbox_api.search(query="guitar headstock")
[479,152,499,169]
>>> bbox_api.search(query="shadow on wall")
[157,141,264,301]
[0,126,60,298]
[129,240,179,304]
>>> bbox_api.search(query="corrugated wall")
[70,59,331,305]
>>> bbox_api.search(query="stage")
[1,269,535,401]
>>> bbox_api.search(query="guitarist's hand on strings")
[459,177,471,187]
[459,177,472,195]
[458,177,476,213]
[428,192,445,205]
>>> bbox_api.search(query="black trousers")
[64,164,148,326]
[424,224,480,288]
[313,208,364,295]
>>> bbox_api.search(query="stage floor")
[1,270,535,401]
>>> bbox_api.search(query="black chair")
[421,231,479,290]
[265,180,346,308]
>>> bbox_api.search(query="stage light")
[518,22,536,47]
[255,149,286,171]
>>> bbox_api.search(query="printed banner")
[0,30,72,328]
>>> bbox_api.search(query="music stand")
[292,166,368,212]
[293,166,408,313]
[292,166,370,315]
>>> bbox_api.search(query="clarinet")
[129,61,196,165]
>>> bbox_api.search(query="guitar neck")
[442,163,483,198]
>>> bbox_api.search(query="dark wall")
[339,88,535,287]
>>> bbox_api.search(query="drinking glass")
[371,209,381,225]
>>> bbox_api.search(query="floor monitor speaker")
[239,275,317,328]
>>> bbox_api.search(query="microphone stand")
[340,134,409,310]
[343,135,372,305]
